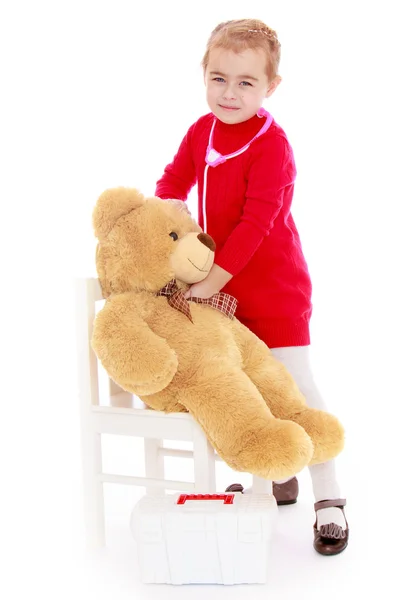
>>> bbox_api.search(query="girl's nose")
[223,84,236,100]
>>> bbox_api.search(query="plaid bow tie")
[157,279,237,323]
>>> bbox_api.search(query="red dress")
[156,112,312,348]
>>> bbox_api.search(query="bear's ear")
[93,187,146,240]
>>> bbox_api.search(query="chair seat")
[94,391,194,420]
[91,392,197,440]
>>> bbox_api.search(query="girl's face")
[205,47,281,124]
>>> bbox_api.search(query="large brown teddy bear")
[92,187,344,480]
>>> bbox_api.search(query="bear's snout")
[197,233,216,252]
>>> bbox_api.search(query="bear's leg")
[236,327,344,464]
[176,368,313,481]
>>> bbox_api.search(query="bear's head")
[92,187,215,298]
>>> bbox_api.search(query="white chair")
[75,277,272,548]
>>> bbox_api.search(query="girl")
[155,18,348,555]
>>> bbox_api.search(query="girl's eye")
[169,232,178,241]
[240,81,253,87]
[213,77,225,83]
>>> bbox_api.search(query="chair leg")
[252,476,273,494]
[192,425,216,493]
[144,439,165,496]
[81,430,105,548]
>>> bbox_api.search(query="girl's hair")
[202,19,281,82]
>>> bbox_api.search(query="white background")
[1,0,416,598]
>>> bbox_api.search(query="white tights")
[271,346,346,528]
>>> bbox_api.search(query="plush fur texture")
[91,187,344,480]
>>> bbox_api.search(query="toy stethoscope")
[202,107,273,232]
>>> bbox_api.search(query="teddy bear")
[91,187,344,481]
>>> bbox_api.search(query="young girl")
[155,18,348,555]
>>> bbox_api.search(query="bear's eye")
[169,232,179,241]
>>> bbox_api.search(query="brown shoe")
[225,477,299,506]
[225,483,244,493]
[313,498,349,556]
[272,477,299,505]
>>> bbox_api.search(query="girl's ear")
[266,75,282,98]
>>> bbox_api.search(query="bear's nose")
[197,233,216,252]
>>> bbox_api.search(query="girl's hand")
[183,264,233,299]
[184,279,220,299]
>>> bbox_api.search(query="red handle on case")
[177,493,235,505]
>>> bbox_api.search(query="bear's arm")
[92,294,178,396]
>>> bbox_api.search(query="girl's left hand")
[184,279,220,300]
